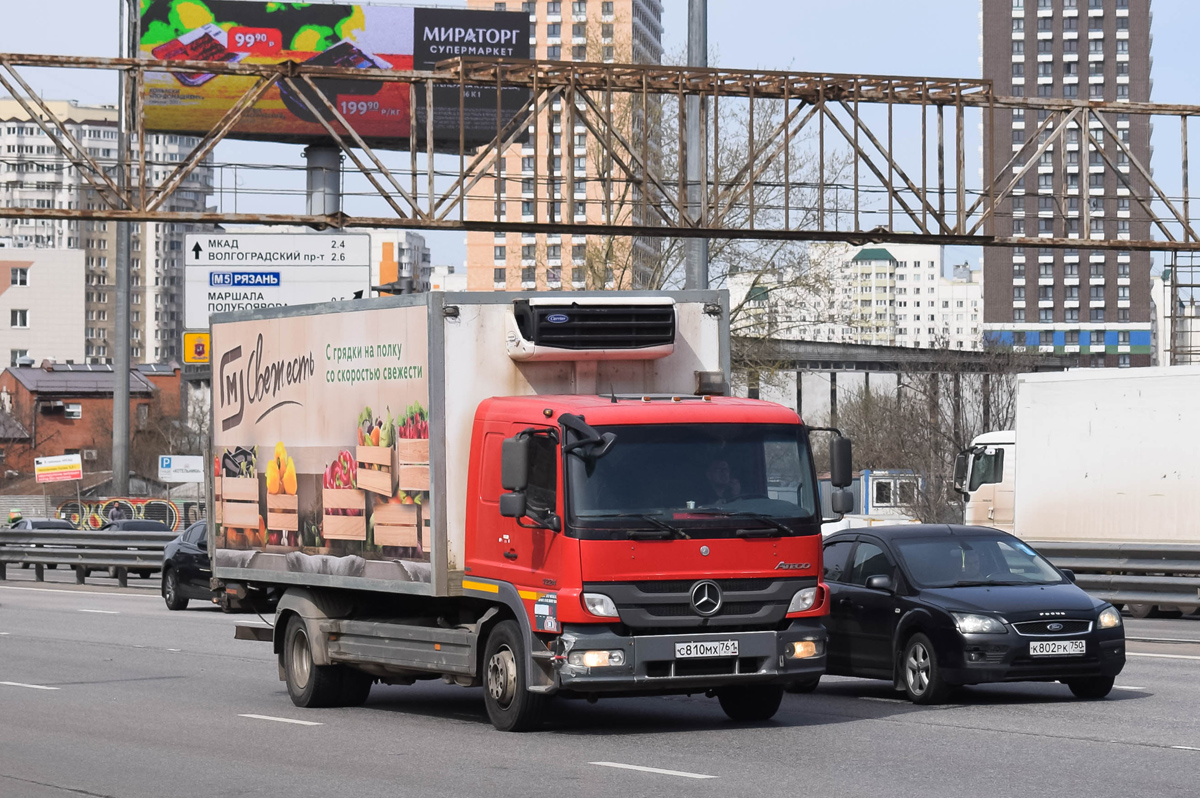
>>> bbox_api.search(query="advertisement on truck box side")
[212,304,433,585]
[138,0,530,147]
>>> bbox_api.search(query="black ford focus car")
[806,525,1125,704]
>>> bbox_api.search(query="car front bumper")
[554,620,826,695]
[941,627,1126,685]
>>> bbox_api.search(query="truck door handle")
[503,550,518,561]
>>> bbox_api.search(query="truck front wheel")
[482,620,547,732]
[283,614,369,708]
[716,685,784,721]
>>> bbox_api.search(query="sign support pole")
[112,0,138,496]
[684,0,708,291]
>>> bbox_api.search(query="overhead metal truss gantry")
[3,52,1200,252]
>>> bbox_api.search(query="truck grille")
[584,577,815,630]
[512,300,676,351]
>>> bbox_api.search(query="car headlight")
[582,592,619,618]
[787,587,819,613]
[1098,606,1123,629]
[951,612,1007,634]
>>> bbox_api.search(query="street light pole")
[112,0,137,495]
[684,0,708,290]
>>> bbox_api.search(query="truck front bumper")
[554,620,826,694]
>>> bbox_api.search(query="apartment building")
[465,0,664,291]
[0,100,213,365]
[0,249,85,367]
[732,243,983,350]
[980,0,1153,366]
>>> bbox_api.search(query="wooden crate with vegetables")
[356,406,397,497]
[322,449,365,541]
[265,442,299,546]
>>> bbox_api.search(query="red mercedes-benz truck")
[211,291,852,730]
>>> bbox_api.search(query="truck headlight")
[582,592,619,618]
[951,612,1007,635]
[567,649,626,667]
[787,587,819,613]
[1098,607,1123,629]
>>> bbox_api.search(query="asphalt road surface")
[1,574,1198,798]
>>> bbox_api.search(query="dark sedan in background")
[100,519,173,579]
[161,520,214,610]
[11,518,77,570]
[802,525,1125,704]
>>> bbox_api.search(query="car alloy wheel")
[905,640,931,696]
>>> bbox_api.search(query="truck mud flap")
[234,624,273,642]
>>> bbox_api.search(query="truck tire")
[283,614,353,709]
[162,568,188,611]
[482,620,547,732]
[901,633,951,705]
[1067,676,1114,699]
[340,668,374,707]
[717,685,784,721]
[785,676,820,694]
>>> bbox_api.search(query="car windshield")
[893,534,1065,588]
[31,520,75,529]
[117,520,169,531]
[568,423,819,537]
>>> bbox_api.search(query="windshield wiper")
[579,513,690,539]
[689,508,795,536]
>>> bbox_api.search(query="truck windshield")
[893,535,1066,588]
[567,423,819,538]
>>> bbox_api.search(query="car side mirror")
[499,492,526,519]
[831,488,854,515]
[865,574,893,592]
[1060,568,1076,584]
[830,437,853,489]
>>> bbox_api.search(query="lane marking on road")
[0,681,60,691]
[590,762,716,780]
[238,714,323,726]
[77,609,120,615]
[1113,686,1147,691]
[0,585,158,598]
[1128,652,1200,661]
[1171,746,1200,752]
[1127,636,1200,645]
[166,648,181,652]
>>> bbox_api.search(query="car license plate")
[1029,639,1086,657]
[675,640,738,659]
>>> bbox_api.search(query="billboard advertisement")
[212,304,433,586]
[184,234,371,329]
[139,1,530,147]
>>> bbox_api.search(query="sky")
[1,0,1195,272]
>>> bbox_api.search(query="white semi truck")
[955,366,1200,617]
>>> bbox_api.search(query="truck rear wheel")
[283,614,365,708]
[482,620,547,732]
[717,685,784,721]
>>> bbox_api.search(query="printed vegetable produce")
[397,402,428,439]
[357,406,394,449]
[266,441,297,496]
[323,450,362,517]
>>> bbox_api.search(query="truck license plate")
[1029,639,1086,657]
[675,640,738,659]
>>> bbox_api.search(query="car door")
[839,539,900,677]
[180,522,211,595]
[821,538,857,673]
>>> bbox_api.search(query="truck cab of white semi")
[953,431,1015,534]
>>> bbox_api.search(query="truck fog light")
[568,649,625,667]
[789,640,820,659]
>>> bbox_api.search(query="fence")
[0,495,205,532]
[0,527,176,587]
[1034,541,1200,609]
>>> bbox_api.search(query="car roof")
[825,524,1008,542]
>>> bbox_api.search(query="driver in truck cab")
[704,458,742,504]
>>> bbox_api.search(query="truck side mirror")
[499,492,527,519]
[952,451,970,495]
[501,436,530,491]
[831,488,854,515]
[830,437,852,489]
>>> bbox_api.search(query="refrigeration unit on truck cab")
[211,291,854,730]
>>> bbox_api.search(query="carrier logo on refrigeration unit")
[210,271,282,287]
[545,313,570,324]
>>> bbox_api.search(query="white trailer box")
[1013,366,1200,545]
[210,291,727,597]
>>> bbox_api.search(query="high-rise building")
[731,243,984,350]
[0,100,213,365]
[980,0,1153,367]
[464,0,664,292]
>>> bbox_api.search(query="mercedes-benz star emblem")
[690,580,723,617]
[1047,622,1064,632]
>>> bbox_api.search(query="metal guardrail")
[0,529,176,588]
[1032,541,1200,609]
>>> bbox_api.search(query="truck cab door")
[472,422,565,628]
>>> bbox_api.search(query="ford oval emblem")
[1047,622,1064,632]
[546,313,570,324]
